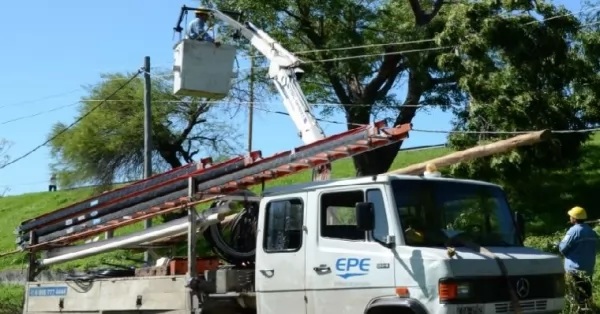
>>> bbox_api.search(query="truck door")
[255,193,307,314]
[305,187,396,314]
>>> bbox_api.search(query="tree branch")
[408,0,445,26]
[376,64,407,99]
[363,51,406,102]
[177,103,209,144]
[292,3,353,105]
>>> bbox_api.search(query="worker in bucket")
[558,206,598,309]
[186,8,220,46]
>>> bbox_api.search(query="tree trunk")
[155,142,183,169]
[352,73,423,176]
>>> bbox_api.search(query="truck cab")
[256,174,565,314]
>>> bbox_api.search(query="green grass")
[0,284,23,313]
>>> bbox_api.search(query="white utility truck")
[23,174,565,314]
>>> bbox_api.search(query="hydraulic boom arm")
[173,6,332,180]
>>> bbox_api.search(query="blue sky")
[0,0,580,195]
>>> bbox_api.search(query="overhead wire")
[252,105,600,135]
[1,102,80,125]
[0,89,81,111]
[0,70,143,170]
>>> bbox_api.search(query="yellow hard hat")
[568,206,587,220]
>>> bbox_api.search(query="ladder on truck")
[18,121,410,268]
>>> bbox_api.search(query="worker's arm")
[558,228,576,255]
[187,19,202,40]
[202,31,215,43]
[187,19,215,42]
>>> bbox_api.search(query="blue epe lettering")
[335,258,370,279]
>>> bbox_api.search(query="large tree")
[438,2,600,225]
[48,72,243,187]
[205,0,600,175]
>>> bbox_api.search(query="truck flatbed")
[24,268,256,314]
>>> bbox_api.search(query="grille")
[494,300,548,313]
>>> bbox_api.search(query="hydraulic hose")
[203,191,258,266]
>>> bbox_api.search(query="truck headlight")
[439,281,471,302]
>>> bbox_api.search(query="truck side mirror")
[355,202,375,231]
[515,212,525,239]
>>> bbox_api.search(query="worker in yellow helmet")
[558,206,598,308]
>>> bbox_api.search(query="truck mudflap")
[364,296,428,314]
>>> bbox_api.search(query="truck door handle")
[313,265,331,273]
[259,269,275,278]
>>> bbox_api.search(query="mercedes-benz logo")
[515,278,530,298]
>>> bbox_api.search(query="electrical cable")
[61,98,436,108]
[0,89,81,111]
[0,70,143,170]
[253,105,600,135]
[412,127,600,135]
[0,102,80,126]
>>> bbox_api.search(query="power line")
[0,89,81,111]
[54,99,439,107]
[0,102,80,125]
[0,70,143,170]
[1,96,455,126]
[412,127,600,135]
[253,105,600,135]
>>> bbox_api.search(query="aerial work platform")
[172,39,237,99]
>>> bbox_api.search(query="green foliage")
[442,2,600,196]
[48,72,242,187]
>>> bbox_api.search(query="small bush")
[563,272,598,313]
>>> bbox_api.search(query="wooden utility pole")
[386,130,551,175]
[248,48,255,153]
[143,56,154,264]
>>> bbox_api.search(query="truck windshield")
[392,179,520,247]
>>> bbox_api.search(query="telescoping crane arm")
[173,6,331,180]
